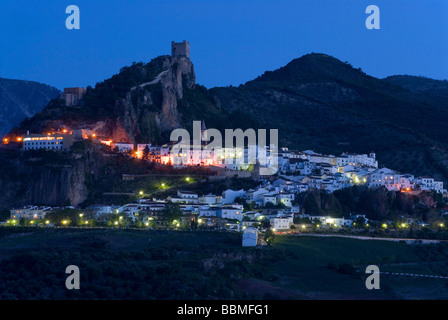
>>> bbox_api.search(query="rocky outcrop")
[0,142,105,208]
[116,56,196,143]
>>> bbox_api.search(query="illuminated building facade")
[10,206,52,220]
[22,133,74,151]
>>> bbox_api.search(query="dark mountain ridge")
[0,78,60,137]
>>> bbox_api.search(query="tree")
[354,216,366,227]
[142,145,150,160]
[45,208,82,225]
[265,202,275,208]
[190,218,198,230]
[161,202,183,226]
[261,220,271,229]
[0,209,9,222]
[264,229,276,245]
[244,201,256,212]
[303,193,320,215]
[234,197,246,205]
[135,221,143,228]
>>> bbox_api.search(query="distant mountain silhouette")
[0,78,60,137]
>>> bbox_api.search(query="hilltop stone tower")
[171,41,190,59]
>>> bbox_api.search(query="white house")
[309,216,352,227]
[117,204,141,215]
[178,190,198,200]
[169,190,199,204]
[415,177,444,193]
[221,189,246,204]
[10,206,52,220]
[276,192,294,207]
[247,188,269,205]
[339,152,378,169]
[114,142,134,153]
[242,227,258,247]
[199,193,218,205]
[270,217,293,230]
[262,193,278,206]
[198,206,219,218]
[368,168,401,190]
[218,206,243,221]
[86,205,112,216]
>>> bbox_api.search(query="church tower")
[201,120,207,142]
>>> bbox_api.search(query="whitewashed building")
[242,227,258,247]
[10,206,52,220]
[270,217,293,230]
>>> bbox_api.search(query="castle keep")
[171,41,190,59]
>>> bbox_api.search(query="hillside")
[383,75,448,109]
[211,54,448,183]
[14,53,448,184]
[0,78,60,137]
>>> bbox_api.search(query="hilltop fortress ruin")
[171,41,190,59]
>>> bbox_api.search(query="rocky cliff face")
[116,56,195,142]
[0,142,105,208]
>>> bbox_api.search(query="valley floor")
[0,227,447,300]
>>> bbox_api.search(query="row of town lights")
[3,137,23,143]
[5,216,446,230]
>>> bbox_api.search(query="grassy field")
[0,227,447,300]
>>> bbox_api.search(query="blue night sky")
[1,0,447,90]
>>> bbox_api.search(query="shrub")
[337,263,357,275]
